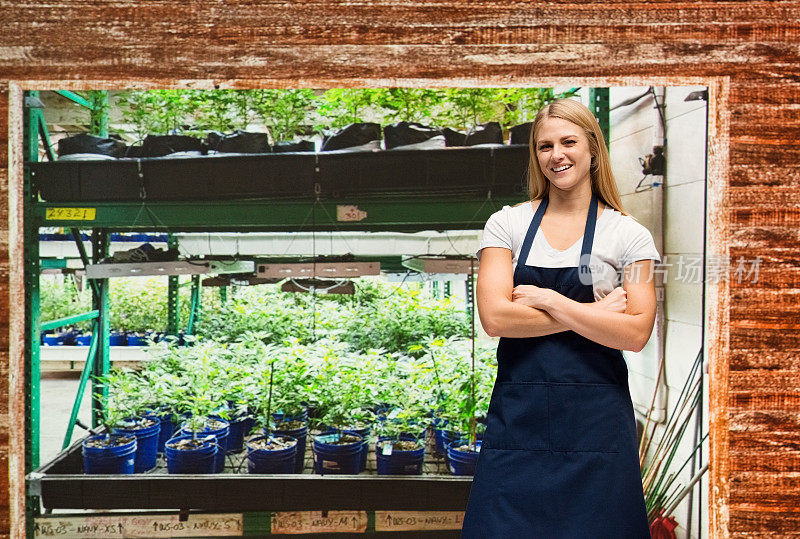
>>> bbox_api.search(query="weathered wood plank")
[2,3,800,49]
[0,1,797,537]
[731,349,800,371]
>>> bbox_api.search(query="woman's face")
[534,116,593,193]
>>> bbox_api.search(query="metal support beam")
[219,286,228,303]
[36,110,55,162]
[589,88,610,151]
[36,196,521,232]
[54,90,92,109]
[90,230,110,429]
[71,227,99,300]
[167,236,180,336]
[465,273,474,320]
[63,323,99,449]
[186,274,201,335]
[24,91,41,472]
[41,310,99,332]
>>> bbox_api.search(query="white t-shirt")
[478,202,661,300]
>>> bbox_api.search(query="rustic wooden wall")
[1,2,799,537]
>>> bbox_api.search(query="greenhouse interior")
[25,87,709,538]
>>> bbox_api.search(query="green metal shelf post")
[167,236,180,336]
[24,90,43,539]
[90,230,110,429]
[23,91,41,471]
[186,274,201,335]
[589,88,610,151]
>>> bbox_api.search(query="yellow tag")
[45,207,96,221]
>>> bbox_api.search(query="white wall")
[609,86,709,539]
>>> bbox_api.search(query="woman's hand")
[511,285,556,310]
[593,287,627,313]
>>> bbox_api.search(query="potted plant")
[374,404,431,476]
[166,341,228,474]
[243,343,298,474]
[82,386,137,475]
[95,368,161,474]
[310,346,370,475]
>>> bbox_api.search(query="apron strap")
[579,195,599,273]
[516,195,599,278]
[517,197,549,272]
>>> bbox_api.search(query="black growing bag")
[142,135,204,157]
[444,122,504,147]
[383,122,443,149]
[509,122,533,146]
[57,133,127,158]
[272,140,316,153]
[442,128,468,147]
[207,130,270,154]
[321,123,381,152]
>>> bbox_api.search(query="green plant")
[434,89,498,130]
[311,343,375,435]
[250,89,318,142]
[39,276,93,330]
[95,368,153,435]
[315,89,381,129]
[373,88,441,124]
[189,90,254,134]
[116,90,197,141]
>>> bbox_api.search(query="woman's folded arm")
[511,260,656,352]
[477,247,628,339]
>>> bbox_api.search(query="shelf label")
[34,513,243,538]
[374,511,465,532]
[271,511,368,534]
[337,205,367,222]
[45,207,96,221]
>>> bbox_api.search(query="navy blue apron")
[462,195,650,538]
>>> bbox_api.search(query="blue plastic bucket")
[376,437,425,476]
[109,331,126,346]
[321,425,369,473]
[345,426,370,473]
[165,435,218,474]
[42,333,64,346]
[246,436,297,474]
[272,422,308,473]
[114,417,160,473]
[74,334,92,346]
[82,434,137,475]
[313,433,363,475]
[272,407,308,424]
[126,333,147,346]
[447,440,482,476]
[181,419,229,473]
[225,414,255,453]
[156,413,179,454]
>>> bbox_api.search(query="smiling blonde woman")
[462,98,658,538]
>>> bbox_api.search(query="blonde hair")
[527,98,627,215]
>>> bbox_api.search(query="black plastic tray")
[30,146,528,202]
[29,436,472,512]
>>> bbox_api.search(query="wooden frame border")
[8,76,730,538]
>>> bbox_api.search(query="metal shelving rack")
[22,89,610,535]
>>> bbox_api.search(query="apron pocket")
[483,382,549,450]
[548,383,622,453]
